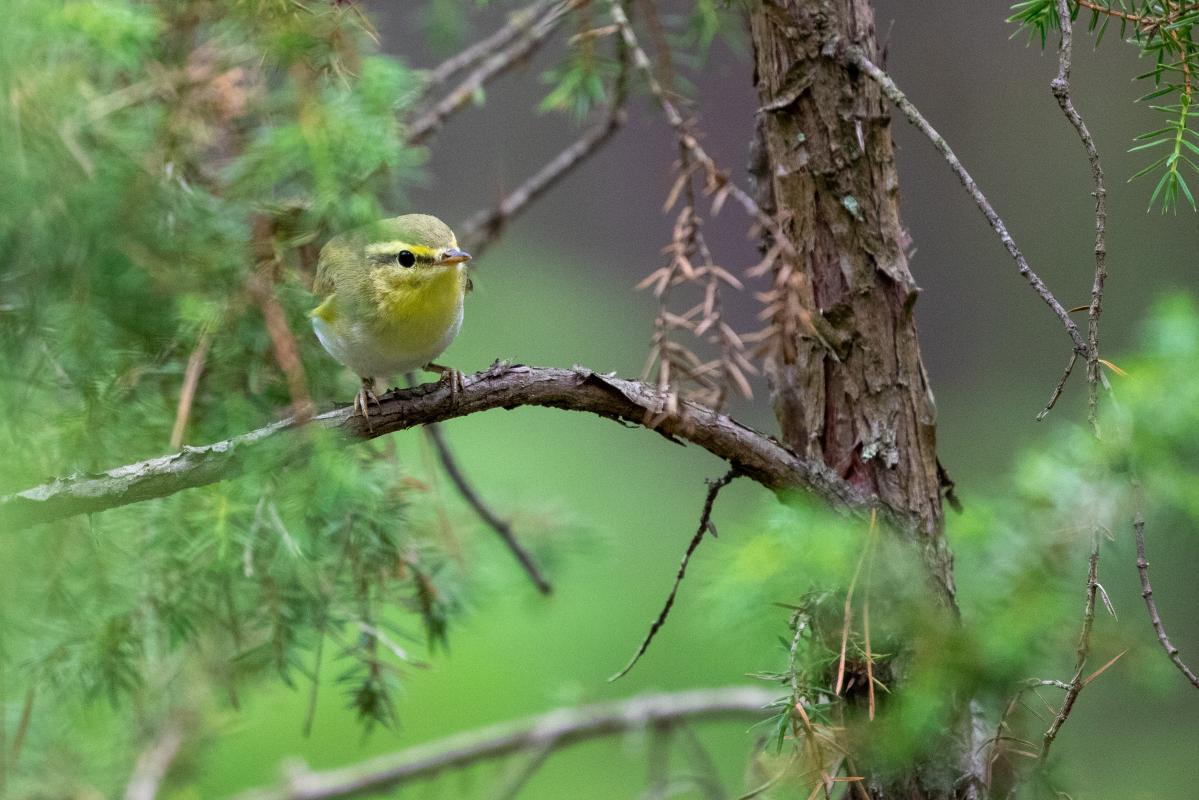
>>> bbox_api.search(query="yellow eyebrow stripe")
[364,241,440,259]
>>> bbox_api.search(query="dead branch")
[169,328,214,449]
[232,687,775,800]
[609,468,739,681]
[405,0,579,145]
[124,723,184,800]
[1039,533,1100,760]
[458,97,626,258]
[1050,0,1109,433]
[418,0,559,100]
[424,421,553,595]
[0,364,884,532]
[1133,499,1199,690]
[844,45,1087,357]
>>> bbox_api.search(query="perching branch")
[0,364,882,532]
[1050,0,1109,433]
[609,468,739,681]
[232,687,775,800]
[424,421,553,595]
[1133,498,1199,690]
[844,45,1087,357]
[405,0,580,145]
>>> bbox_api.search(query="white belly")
[312,304,463,380]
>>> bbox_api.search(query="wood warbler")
[311,214,472,424]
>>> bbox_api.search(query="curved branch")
[424,420,553,595]
[232,687,775,800]
[844,45,1087,356]
[0,364,881,531]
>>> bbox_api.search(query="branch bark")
[0,364,881,532]
[232,687,774,800]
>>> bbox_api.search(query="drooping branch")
[424,421,553,595]
[232,687,775,800]
[1050,0,1109,433]
[1133,499,1199,690]
[0,364,882,532]
[843,45,1087,357]
[609,468,740,681]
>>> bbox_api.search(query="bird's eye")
[396,250,416,268]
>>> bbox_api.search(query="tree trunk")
[748,1,977,796]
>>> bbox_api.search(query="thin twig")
[1036,352,1077,422]
[1039,533,1100,760]
[458,87,627,258]
[233,687,775,800]
[7,686,34,770]
[424,420,553,595]
[862,511,878,721]
[169,327,214,449]
[609,1,791,251]
[249,272,313,418]
[1051,0,1108,435]
[488,743,554,800]
[844,46,1086,357]
[124,723,184,800]
[609,469,740,681]
[405,0,580,145]
[1133,496,1199,689]
[419,0,558,99]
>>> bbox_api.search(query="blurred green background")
[1,1,1197,798]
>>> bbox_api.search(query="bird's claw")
[425,363,464,405]
[354,378,381,431]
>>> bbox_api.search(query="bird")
[310,214,472,426]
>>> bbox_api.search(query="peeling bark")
[748,2,975,796]
[749,0,952,600]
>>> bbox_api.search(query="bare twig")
[169,327,214,449]
[1039,533,1100,760]
[458,89,627,258]
[124,723,184,800]
[0,364,886,532]
[249,272,313,418]
[232,687,775,800]
[1036,352,1077,422]
[405,0,580,145]
[7,686,34,770]
[424,420,553,594]
[419,0,558,99]
[844,46,1087,357]
[1133,499,1199,689]
[1051,0,1109,433]
[609,469,740,681]
[609,2,789,247]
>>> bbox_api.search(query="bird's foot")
[425,363,464,404]
[354,377,381,431]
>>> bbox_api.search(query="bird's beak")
[436,248,472,265]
